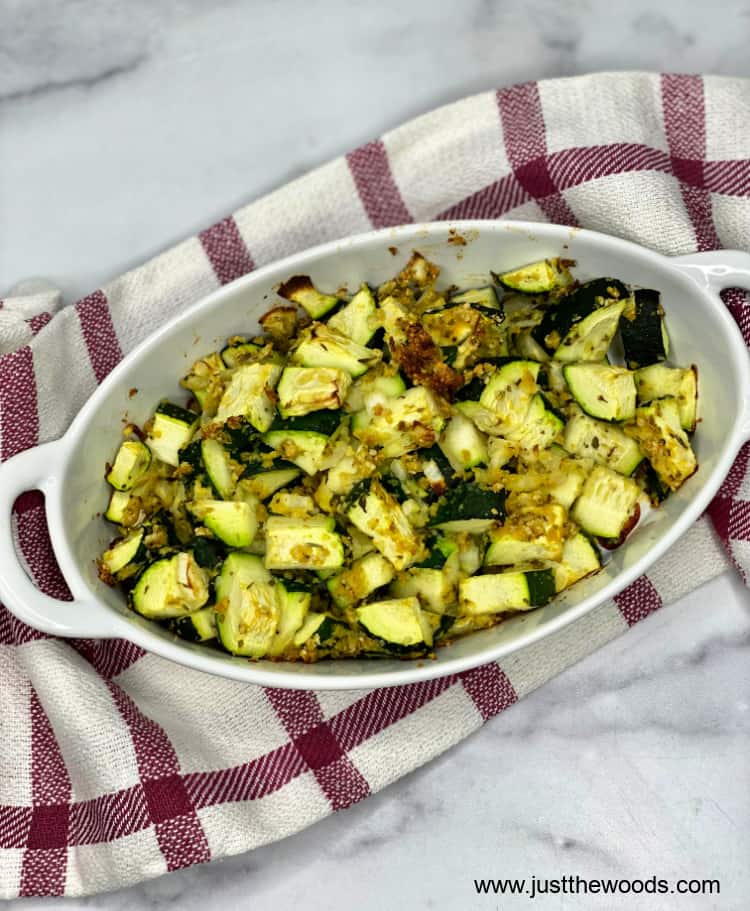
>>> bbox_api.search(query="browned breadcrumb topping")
[390,321,463,400]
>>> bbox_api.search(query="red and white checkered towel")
[2,72,749,899]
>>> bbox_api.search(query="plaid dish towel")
[2,72,749,899]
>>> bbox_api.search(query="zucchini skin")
[620,289,668,368]
[267,410,343,437]
[431,482,506,527]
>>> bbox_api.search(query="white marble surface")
[3,1,749,908]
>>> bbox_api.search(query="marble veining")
[3,0,750,907]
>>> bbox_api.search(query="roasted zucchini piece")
[264,516,344,571]
[532,278,628,353]
[278,275,340,319]
[131,552,210,620]
[563,411,643,475]
[326,284,378,345]
[106,440,151,491]
[344,478,422,571]
[101,528,146,576]
[170,606,217,643]
[572,466,641,540]
[495,258,568,294]
[276,366,352,418]
[214,362,282,431]
[449,286,501,309]
[220,341,264,368]
[327,552,395,608]
[563,363,637,422]
[438,413,488,471]
[292,323,381,377]
[263,411,341,475]
[145,403,199,467]
[623,397,697,491]
[268,583,311,656]
[352,386,446,459]
[634,364,697,431]
[431,482,506,534]
[356,597,430,651]
[484,503,567,566]
[459,569,557,614]
[553,532,602,591]
[188,499,258,548]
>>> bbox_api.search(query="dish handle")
[671,249,750,441]
[0,440,118,638]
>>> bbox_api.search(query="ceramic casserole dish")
[1,221,749,690]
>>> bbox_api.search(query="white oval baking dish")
[1,222,749,690]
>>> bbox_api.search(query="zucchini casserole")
[98,253,698,660]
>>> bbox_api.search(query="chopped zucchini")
[620,289,669,368]
[479,360,540,435]
[356,597,428,651]
[415,534,457,569]
[503,393,564,452]
[563,411,643,475]
[268,490,318,518]
[432,482,505,533]
[131,552,210,620]
[390,567,456,613]
[344,478,422,570]
[264,515,344,571]
[101,528,145,575]
[553,532,601,591]
[634,364,697,431]
[214,362,282,431]
[533,277,628,354]
[513,328,550,362]
[438,413,488,471]
[495,258,566,294]
[106,440,151,491]
[215,552,270,601]
[278,275,340,319]
[422,302,498,346]
[563,363,637,421]
[292,323,381,377]
[553,299,626,363]
[264,412,339,475]
[145,403,199,467]
[105,489,139,525]
[352,386,446,458]
[344,370,407,412]
[201,438,237,499]
[188,499,258,548]
[327,551,395,608]
[268,583,311,656]
[220,341,263,368]
[293,612,342,648]
[484,503,566,566]
[572,466,641,539]
[215,577,280,658]
[238,466,301,500]
[170,606,217,642]
[449,286,501,308]
[276,366,352,418]
[624,398,697,491]
[326,284,377,345]
[547,461,587,509]
[459,569,557,615]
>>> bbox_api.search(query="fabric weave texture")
[1,72,749,898]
